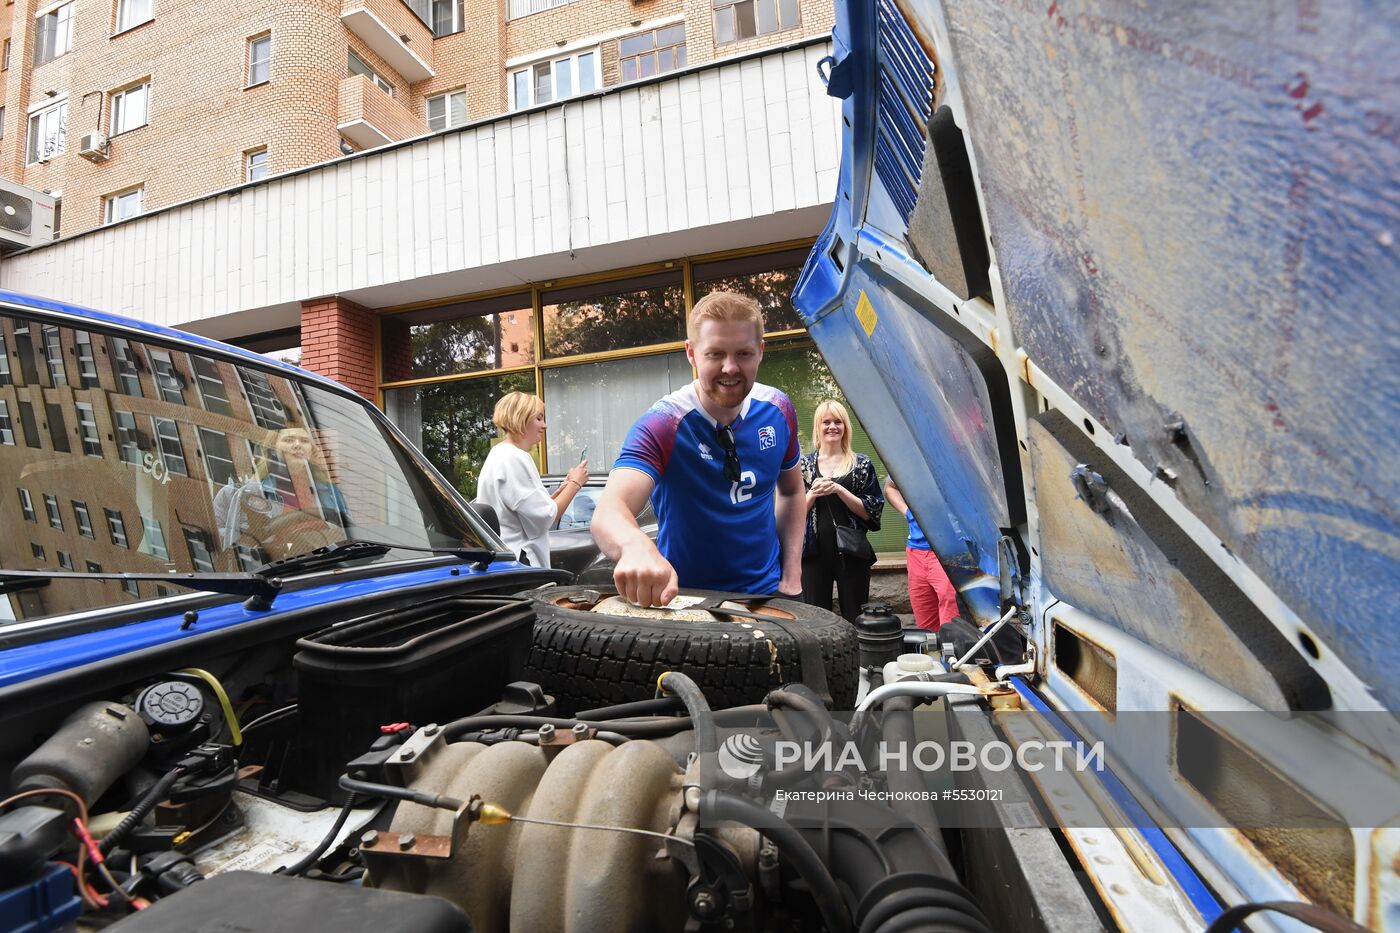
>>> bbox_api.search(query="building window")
[147,348,183,403]
[109,82,149,135]
[427,90,466,131]
[46,403,70,452]
[41,325,66,384]
[234,544,266,572]
[620,24,686,81]
[18,488,35,521]
[75,402,102,456]
[104,187,144,224]
[713,0,799,44]
[184,528,215,572]
[198,428,237,486]
[86,560,101,573]
[57,549,74,571]
[122,578,140,596]
[3,38,9,70]
[44,493,62,529]
[113,410,144,464]
[155,584,175,597]
[16,401,40,448]
[0,335,9,385]
[105,507,128,547]
[140,517,169,559]
[109,336,143,395]
[542,271,685,358]
[246,148,268,182]
[73,500,94,537]
[71,332,98,387]
[27,99,67,164]
[153,417,187,475]
[0,106,5,138]
[247,34,270,86]
[509,49,598,110]
[239,368,286,428]
[115,0,153,32]
[34,2,74,66]
[0,401,11,445]
[192,356,231,414]
[430,0,460,36]
[348,50,392,95]
[31,543,45,561]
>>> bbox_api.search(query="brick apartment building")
[0,0,831,237]
[0,0,917,555]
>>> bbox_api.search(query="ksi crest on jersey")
[757,425,776,450]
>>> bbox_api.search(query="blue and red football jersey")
[613,382,800,594]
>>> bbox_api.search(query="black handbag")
[834,519,877,566]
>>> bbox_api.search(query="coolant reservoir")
[882,652,937,686]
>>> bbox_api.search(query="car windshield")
[555,485,600,531]
[0,309,496,625]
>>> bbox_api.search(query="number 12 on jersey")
[730,470,757,504]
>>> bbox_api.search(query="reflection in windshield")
[0,311,492,625]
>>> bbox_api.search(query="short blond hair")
[811,399,855,474]
[688,290,764,342]
[493,391,545,438]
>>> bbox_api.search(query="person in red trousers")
[884,477,959,631]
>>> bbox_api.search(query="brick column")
[300,296,378,401]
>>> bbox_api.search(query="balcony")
[341,0,434,83]
[507,0,578,20]
[337,74,428,150]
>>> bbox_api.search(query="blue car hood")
[794,0,1400,713]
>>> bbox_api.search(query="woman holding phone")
[477,392,589,568]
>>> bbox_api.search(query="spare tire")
[523,586,858,715]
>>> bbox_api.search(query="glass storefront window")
[693,247,809,334]
[542,272,684,359]
[385,371,536,500]
[542,352,691,474]
[762,341,908,554]
[383,294,534,382]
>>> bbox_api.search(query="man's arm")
[774,465,806,596]
[591,468,678,608]
[884,476,909,515]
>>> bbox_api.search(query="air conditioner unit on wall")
[79,131,110,163]
[0,178,57,254]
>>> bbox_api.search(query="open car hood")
[794,0,1400,715]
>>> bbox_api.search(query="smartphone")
[579,445,588,462]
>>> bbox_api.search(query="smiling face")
[686,319,764,418]
[819,413,846,446]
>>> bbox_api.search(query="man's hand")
[592,467,678,606]
[613,540,680,608]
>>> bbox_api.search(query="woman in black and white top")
[800,399,884,621]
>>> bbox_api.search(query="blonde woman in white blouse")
[477,392,589,568]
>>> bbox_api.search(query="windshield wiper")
[0,541,504,614]
[256,538,502,580]
[0,569,282,606]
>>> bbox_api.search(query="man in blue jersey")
[592,291,806,607]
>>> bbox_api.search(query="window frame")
[41,324,66,385]
[245,147,268,182]
[33,1,74,66]
[619,24,687,82]
[348,49,393,96]
[72,500,94,538]
[109,81,150,136]
[26,98,68,165]
[508,47,599,111]
[712,0,800,45]
[247,33,271,87]
[426,90,467,132]
[75,402,102,456]
[114,0,153,34]
[104,186,144,225]
[43,493,62,530]
[105,507,128,548]
[18,488,36,522]
[0,400,13,445]
[140,516,169,560]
